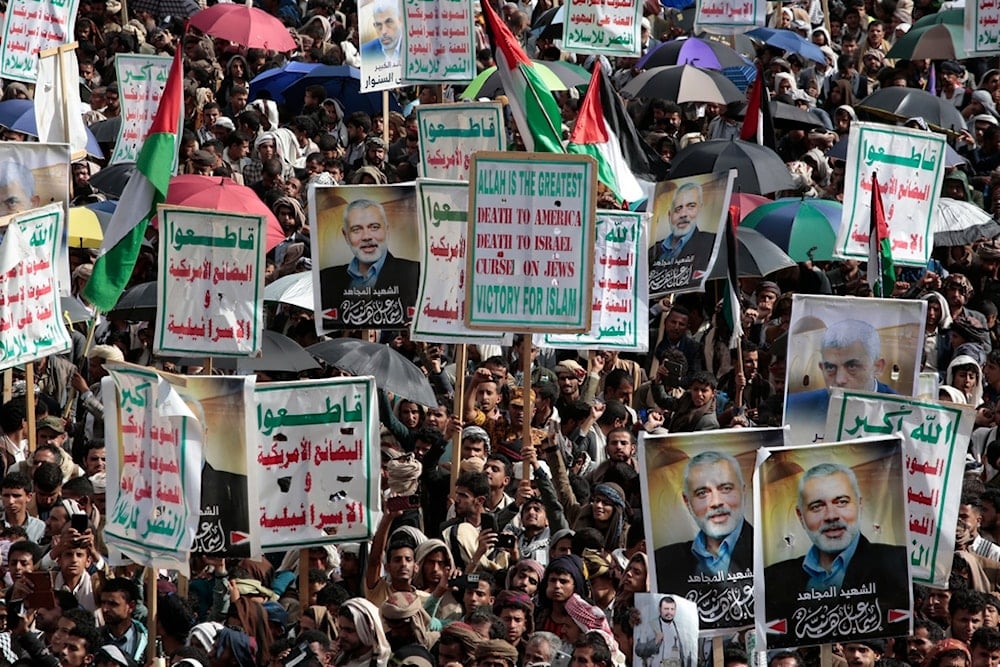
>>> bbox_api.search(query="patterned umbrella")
[639,37,749,70]
[739,197,842,261]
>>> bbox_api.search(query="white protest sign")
[836,122,946,267]
[466,152,597,333]
[966,1,1000,55]
[563,0,642,55]
[545,211,648,351]
[694,0,767,34]
[111,54,173,166]
[0,0,80,82]
[402,0,476,82]
[417,103,505,180]
[155,207,266,357]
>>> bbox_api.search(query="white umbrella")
[263,272,313,310]
[934,198,1000,246]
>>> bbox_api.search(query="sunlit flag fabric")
[739,64,776,150]
[84,48,183,311]
[868,172,895,298]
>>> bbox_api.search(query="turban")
[342,598,390,667]
[979,240,1000,260]
[474,640,519,665]
[440,622,482,654]
[386,456,422,495]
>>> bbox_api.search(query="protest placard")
[111,54,174,166]
[0,204,71,369]
[647,171,734,297]
[836,122,946,267]
[103,364,205,572]
[563,0,642,55]
[253,377,380,549]
[0,0,80,82]
[754,437,912,650]
[413,179,508,344]
[694,0,766,33]
[783,294,925,446]
[359,0,402,92]
[402,0,475,82]
[311,184,420,331]
[466,152,597,333]
[417,103,505,180]
[155,207,266,358]
[545,211,648,352]
[632,593,699,667]
[966,0,1000,55]
[639,427,785,633]
[826,391,973,587]
[35,47,90,159]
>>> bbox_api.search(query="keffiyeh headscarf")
[342,598,391,667]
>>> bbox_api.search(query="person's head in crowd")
[842,640,885,667]
[662,306,690,345]
[157,591,196,655]
[6,539,39,583]
[385,532,418,591]
[438,622,482,666]
[62,476,97,522]
[602,369,633,408]
[1,472,33,525]
[100,577,139,639]
[466,607,506,640]
[951,589,988,644]
[768,650,803,667]
[525,631,562,666]
[908,618,946,666]
[50,606,96,656]
[605,428,635,464]
[32,441,65,471]
[540,553,586,614]
[473,638,519,667]
[346,112,372,146]
[507,559,544,597]
[570,632,613,667]
[58,622,100,667]
[462,572,497,615]
[45,498,82,542]
[494,590,534,648]
[483,454,511,499]
[413,540,451,593]
[32,461,63,513]
[970,627,1000,667]
[381,591,435,651]
[453,472,489,524]
[927,639,973,667]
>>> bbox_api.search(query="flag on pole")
[480,0,564,153]
[868,172,895,298]
[83,48,182,312]
[722,205,741,348]
[739,64,776,151]
[567,66,644,203]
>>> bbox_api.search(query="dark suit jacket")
[648,229,717,269]
[318,252,420,325]
[654,520,755,595]
[785,381,897,416]
[360,38,385,60]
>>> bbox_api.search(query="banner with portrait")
[782,294,925,446]
[359,0,403,92]
[638,427,785,634]
[753,437,912,650]
[310,184,420,332]
[647,170,734,297]
[632,593,699,667]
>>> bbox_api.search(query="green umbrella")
[886,9,964,60]
[739,198,842,262]
[461,60,587,99]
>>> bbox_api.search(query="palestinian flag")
[740,63,776,150]
[722,207,741,348]
[868,172,895,298]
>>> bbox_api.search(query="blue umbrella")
[0,99,104,158]
[281,65,401,116]
[746,27,826,63]
[249,61,320,103]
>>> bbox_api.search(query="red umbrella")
[189,2,296,52]
[730,192,771,224]
[156,175,284,251]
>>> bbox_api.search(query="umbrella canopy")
[669,139,795,195]
[214,330,319,373]
[638,37,749,70]
[768,100,825,130]
[84,199,117,230]
[857,87,965,133]
[61,296,94,324]
[129,0,199,18]
[189,3,297,51]
[68,207,104,248]
[280,65,399,116]
[307,338,368,367]
[263,272,313,310]
[530,5,564,40]
[89,116,122,143]
[886,22,964,60]
[708,227,797,279]
[745,27,827,62]
[739,197,842,261]
[162,175,284,251]
[316,340,437,406]
[107,281,156,320]
[828,135,967,166]
[0,99,103,157]
[934,198,1000,246]
[250,61,320,103]
[461,60,588,99]
[622,65,743,104]
[89,162,135,198]
[730,192,773,223]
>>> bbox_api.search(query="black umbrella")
[669,139,795,195]
[106,280,155,320]
[61,296,94,324]
[310,340,437,406]
[213,330,320,372]
[768,101,824,130]
[857,87,965,133]
[623,65,744,105]
[307,338,368,367]
[129,0,200,19]
[89,116,122,143]
[89,162,136,199]
[707,227,797,279]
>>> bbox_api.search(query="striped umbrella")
[739,197,842,261]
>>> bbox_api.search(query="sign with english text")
[753,437,912,650]
[0,0,80,82]
[155,207,266,358]
[253,377,380,550]
[545,211,649,351]
[563,0,642,55]
[836,122,945,267]
[694,0,766,34]
[826,391,973,588]
[466,152,597,333]
[416,103,505,180]
[111,54,174,166]
[401,0,476,82]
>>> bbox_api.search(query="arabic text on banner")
[0,0,80,82]
[102,365,205,573]
[254,378,380,550]
[826,391,972,588]
[966,0,1000,56]
[0,204,71,369]
[638,427,785,634]
[466,152,597,333]
[111,54,173,166]
[417,103,505,180]
[694,0,766,33]
[563,0,642,55]
[155,207,266,358]
[401,0,475,82]
[836,122,945,267]
[412,179,508,344]
[358,0,402,92]
[545,211,649,352]
[753,437,913,650]
[782,294,926,446]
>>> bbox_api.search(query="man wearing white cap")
[72,344,124,445]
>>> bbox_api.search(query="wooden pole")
[25,364,35,453]
[3,369,11,403]
[146,568,158,665]
[449,344,468,495]
[712,636,724,667]
[520,334,532,480]
[382,90,390,147]
[820,645,833,667]
[299,548,310,609]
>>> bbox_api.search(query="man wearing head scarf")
[380,591,439,651]
[474,639,520,667]
[494,591,534,660]
[536,554,586,643]
[414,539,462,622]
[437,622,482,666]
[337,598,390,667]
[72,343,123,445]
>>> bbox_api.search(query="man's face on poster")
[819,341,883,390]
[659,600,676,621]
[373,7,401,51]
[0,179,39,215]
[668,187,701,237]
[683,459,743,540]
[343,205,388,269]
[797,471,861,555]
